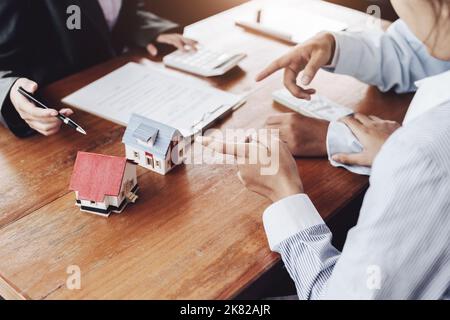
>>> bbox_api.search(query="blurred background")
[146,0,398,27]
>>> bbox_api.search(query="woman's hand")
[10,78,73,136]
[256,32,336,100]
[265,113,329,157]
[332,113,401,166]
[197,134,304,203]
[146,33,198,56]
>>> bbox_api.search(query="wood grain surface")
[0,0,412,299]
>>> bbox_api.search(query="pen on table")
[256,9,262,23]
[18,86,87,135]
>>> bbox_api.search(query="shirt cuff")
[323,33,340,69]
[0,77,19,128]
[332,31,367,76]
[263,194,324,251]
[326,121,371,176]
[0,107,6,127]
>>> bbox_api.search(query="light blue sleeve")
[330,20,450,93]
[275,127,450,299]
[324,20,450,175]
[276,224,339,300]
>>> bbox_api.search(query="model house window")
[156,160,161,168]
[124,180,133,194]
[90,201,96,205]
[134,151,140,160]
[147,157,154,168]
[179,148,184,157]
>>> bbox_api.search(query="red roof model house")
[69,152,139,217]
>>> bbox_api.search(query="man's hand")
[146,33,198,56]
[197,135,304,203]
[10,78,73,136]
[332,114,401,166]
[265,113,329,157]
[256,32,336,100]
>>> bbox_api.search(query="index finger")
[197,136,257,158]
[353,113,373,126]
[256,54,291,81]
[16,97,58,118]
[284,67,315,100]
[182,37,199,48]
[265,113,289,126]
[341,116,367,138]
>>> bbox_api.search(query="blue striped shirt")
[263,21,450,300]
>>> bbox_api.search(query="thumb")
[21,79,38,93]
[301,53,323,86]
[146,44,158,56]
[59,108,74,116]
[332,153,369,166]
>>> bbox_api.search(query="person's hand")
[197,135,304,203]
[256,32,336,100]
[10,78,73,136]
[265,113,329,157]
[332,113,401,166]
[146,33,198,56]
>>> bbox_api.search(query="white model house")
[122,114,186,175]
[69,152,139,217]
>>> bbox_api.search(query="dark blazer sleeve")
[129,0,180,48]
[0,0,35,137]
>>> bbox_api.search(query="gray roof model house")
[122,114,185,175]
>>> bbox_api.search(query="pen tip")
[77,127,87,135]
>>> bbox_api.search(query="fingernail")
[332,155,339,161]
[195,136,208,144]
[51,111,58,116]
[301,75,311,85]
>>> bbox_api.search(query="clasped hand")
[198,112,400,204]
[197,135,304,203]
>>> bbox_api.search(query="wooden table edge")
[0,273,29,300]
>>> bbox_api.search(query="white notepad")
[62,62,245,137]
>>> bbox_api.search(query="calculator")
[163,48,247,77]
[272,88,354,122]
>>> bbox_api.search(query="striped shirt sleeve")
[265,120,450,299]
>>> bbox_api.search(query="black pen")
[18,87,87,135]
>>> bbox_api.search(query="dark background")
[146,0,398,27]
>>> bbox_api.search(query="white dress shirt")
[263,20,450,299]
[97,0,123,31]
[264,70,450,299]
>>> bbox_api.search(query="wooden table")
[0,0,412,300]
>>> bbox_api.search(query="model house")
[122,114,186,175]
[69,152,139,217]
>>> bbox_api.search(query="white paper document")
[62,62,245,137]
